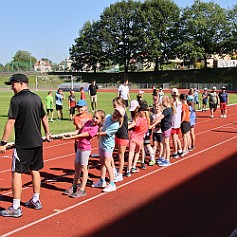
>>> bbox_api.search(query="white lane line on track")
[1,134,237,237]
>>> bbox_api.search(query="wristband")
[1,141,7,146]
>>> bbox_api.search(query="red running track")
[1,105,237,237]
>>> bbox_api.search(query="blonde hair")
[94,110,106,128]
[113,97,125,108]
[162,96,176,113]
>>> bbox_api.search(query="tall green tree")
[99,0,143,72]
[178,0,227,67]
[142,0,180,71]
[224,5,237,53]
[70,21,103,73]
[12,50,37,71]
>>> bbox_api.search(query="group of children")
[61,87,198,198]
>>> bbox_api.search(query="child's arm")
[128,120,136,130]
[149,114,164,129]
[62,131,90,140]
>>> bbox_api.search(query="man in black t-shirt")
[88,80,98,112]
[0,74,51,218]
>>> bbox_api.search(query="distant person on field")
[208,86,219,118]
[88,80,98,112]
[218,86,228,118]
[170,88,183,158]
[118,79,130,108]
[68,89,77,121]
[158,87,164,103]
[193,88,201,110]
[45,91,54,122]
[201,88,208,112]
[188,100,196,150]
[0,73,51,218]
[80,87,86,100]
[55,89,65,120]
[179,93,191,156]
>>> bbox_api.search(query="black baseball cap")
[5,73,29,85]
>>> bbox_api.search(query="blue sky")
[0,0,236,65]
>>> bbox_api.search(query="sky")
[0,0,236,65]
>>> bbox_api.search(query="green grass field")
[1,89,237,143]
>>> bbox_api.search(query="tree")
[99,0,144,72]
[70,21,103,72]
[141,0,180,71]
[178,0,227,67]
[13,50,37,71]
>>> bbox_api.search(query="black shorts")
[209,103,217,110]
[144,130,152,145]
[153,133,162,143]
[69,107,75,115]
[181,121,191,134]
[56,104,63,111]
[12,147,44,173]
[46,109,53,113]
[123,100,128,107]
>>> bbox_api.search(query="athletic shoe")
[148,160,156,166]
[124,171,131,177]
[188,147,193,152]
[63,186,74,195]
[159,160,171,167]
[156,158,165,164]
[223,115,227,118]
[182,150,189,156]
[178,151,183,157]
[114,173,123,183]
[103,184,116,192]
[24,199,42,210]
[141,163,146,170]
[92,180,107,188]
[0,206,22,218]
[210,115,214,118]
[171,153,179,159]
[70,189,86,198]
[131,167,139,173]
[220,115,224,118]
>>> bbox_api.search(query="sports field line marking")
[1,135,237,237]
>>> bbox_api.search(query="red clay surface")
[1,104,237,237]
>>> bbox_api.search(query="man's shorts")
[56,104,63,111]
[12,147,43,173]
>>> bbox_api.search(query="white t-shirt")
[118,84,129,100]
[172,100,182,129]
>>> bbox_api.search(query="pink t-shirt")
[77,120,98,151]
[130,117,148,141]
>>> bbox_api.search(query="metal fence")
[98,82,237,91]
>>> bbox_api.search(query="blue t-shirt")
[99,115,120,152]
[189,106,196,126]
[218,91,228,103]
[55,92,63,105]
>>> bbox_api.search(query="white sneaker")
[103,184,116,192]
[210,115,214,118]
[92,180,106,188]
[223,115,227,118]
[114,173,123,183]
[220,115,223,118]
